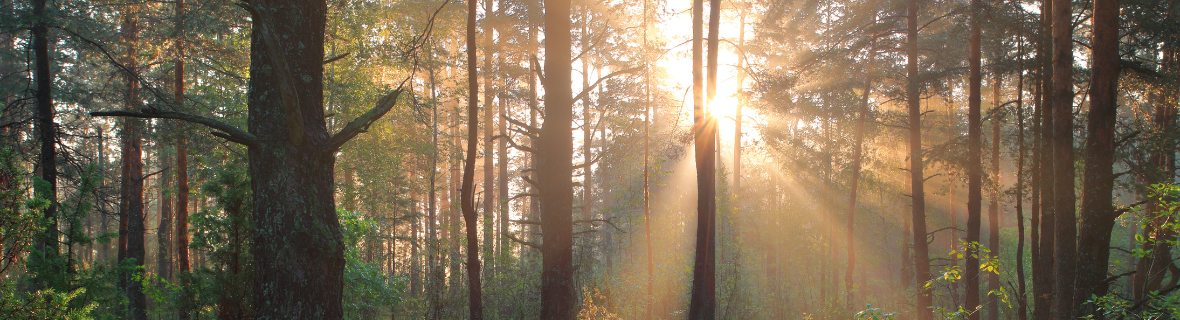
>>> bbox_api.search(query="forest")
[0,0,1178,317]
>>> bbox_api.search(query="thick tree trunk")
[687,0,719,316]
[172,0,192,316]
[966,0,984,313]
[539,0,575,317]
[246,1,345,317]
[1032,0,1056,313]
[1051,0,1077,313]
[462,0,485,316]
[1075,0,1120,315]
[120,6,148,319]
[907,1,934,318]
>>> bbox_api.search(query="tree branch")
[503,115,540,135]
[330,89,404,151]
[573,66,643,103]
[90,109,259,147]
[504,233,540,249]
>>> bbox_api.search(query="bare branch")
[90,109,258,147]
[573,66,643,103]
[503,115,541,135]
[504,233,540,249]
[323,52,351,64]
[330,89,404,151]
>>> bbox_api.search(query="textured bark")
[120,6,148,319]
[246,1,342,317]
[462,0,485,316]
[539,0,575,316]
[1051,0,1077,313]
[907,1,934,318]
[966,0,984,313]
[1075,0,1120,314]
[1032,0,1056,314]
[687,0,718,316]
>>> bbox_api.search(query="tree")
[538,0,576,317]
[965,0,984,313]
[1074,0,1121,315]
[907,0,935,318]
[1051,0,1077,313]
[687,0,719,316]
[94,0,408,316]
[462,0,485,315]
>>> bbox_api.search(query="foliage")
[339,209,405,319]
[0,281,95,320]
[853,304,898,320]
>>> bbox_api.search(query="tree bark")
[907,0,934,318]
[1032,0,1056,314]
[120,6,148,319]
[539,0,575,316]
[177,136,190,319]
[1051,0,1077,313]
[158,148,173,282]
[462,0,485,316]
[481,0,495,278]
[1075,0,1120,315]
[32,0,59,276]
[966,0,984,313]
[987,73,1002,320]
[687,0,719,316]
[1015,59,1029,320]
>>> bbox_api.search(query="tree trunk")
[177,136,190,319]
[846,64,872,310]
[172,1,191,317]
[687,0,719,316]
[1051,0,1077,313]
[642,0,654,315]
[427,58,442,320]
[539,0,575,316]
[1032,0,1056,314]
[119,6,148,319]
[1074,0,1120,315]
[481,0,495,279]
[965,0,983,313]
[462,0,485,316]
[246,1,345,317]
[158,148,173,282]
[907,0,934,318]
[1015,59,1029,320]
[987,73,1002,320]
[32,0,59,278]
